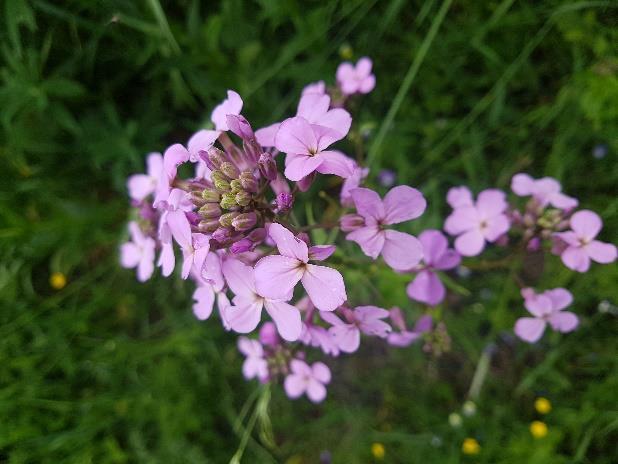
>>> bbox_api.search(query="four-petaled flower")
[514,288,579,343]
[120,221,156,282]
[284,359,331,403]
[321,306,392,353]
[237,337,268,382]
[127,152,162,201]
[344,186,426,270]
[336,57,376,95]
[254,223,347,312]
[511,173,578,210]
[387,308,432,347]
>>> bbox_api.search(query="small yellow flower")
[462,438,480,455]
[339,44,353,60]
[534,397,552,414]
[50,272,67,290]
[371,442,385,460]
[530,421,548,439]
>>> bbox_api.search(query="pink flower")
[222,257,302,341]
[511,173,577,210]
[344,186,426,271]
[340,164,369,207]
[127,152,163,201]
[302,81,326,96]
[553,210,617,272]
[254,224,347,312]
[120,222,156,282]
[444,187,510,257]
[210,90,243,132]
[387,308,432,347]
[165,207,210,279]
[514,288,579,343]
[284,359,331,403]
[336,57,376,95]
[321,306,391,353]
[406,230,460,306]
[237,337,268,382]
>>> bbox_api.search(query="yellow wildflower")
[462,438,480,455]
[534,397,551,414]
[371,442,385,460]
[50,272,67,290]
[530,421,548,439]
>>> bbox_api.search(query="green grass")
[1,0,617,462]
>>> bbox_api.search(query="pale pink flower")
[210,90,243,132]
[284,359,331,403]
[166,210,210,280]
[553,210,617,272]
[340,164,369,207]
[514,288,579,343]
[321,306,391,353]
[222,257,302,341]
[254,223,347,312]
[336,57,376,95]
[237,337,268,382]
[406,230,460,306]
[344,186,426,271]
[444,187,510,257]
[511,173,577,210]
[127,152,163,201]
[120,221,156,282]
[387,308,432,347]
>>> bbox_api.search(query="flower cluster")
[121,56,616,403]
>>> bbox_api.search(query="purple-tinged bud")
[201,189,221,203]
[297,172,315,192]
[239,171,258,193]
[206,147,227,170]
[230,238,254,254]
[523,213,535,228]
[247,227,266,243]
[199,203,221,219]
[229,179,243,193]
[244,139,262,164]
[296,232,311,246]
[220,161,240,180]
[220,192,238,210]
[219,212,240,228]
[259,322,279,347]
[232,212,258,232]
[276,192,294,213]
[198,219,220,233]
[235,190,252,207]
[527,237,541,251]
[340,214,365,232]
[186,211,201,226]
[226,114,254,140]
[190,192,207,207]
[377,169,396,187]
[258,153,278,181]
[212,227,233,243]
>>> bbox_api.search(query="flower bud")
[340,214,365,232]
[296,232,310,246]
[230,238,253,254]
[190,191,206,207]
[276,192,294,213]
[213,177,231,192]
[219,212,240,228]
[244,140,262,164]
[201,189,221,203]
[229,179,243,193]
[212,226,233,244]
[220,192,238,210]
[198,219,220,233]
[235,190,252,207]
[247,227,266,243]
[239,171,258,193]
[220,161,240,180]
[259,322,279,347]
[206,147,227,170]
[297,172,315,192]
[258,153,278,181]
[199,203,222,219]
[232,212,258,232]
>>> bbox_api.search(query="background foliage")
[1,0,617,462]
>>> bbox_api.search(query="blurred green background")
[1,0,617,462]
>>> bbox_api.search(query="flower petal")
[454,229,485,257]
[275,116,317,155]
[383,185,427,225]
[444,206,479,235]
[346,226,385,259]
[264,299,302,341]
[514,317,546,343]
[406,270,445,306]
[476,189,507,217]
[314,150,355,178]
[254,255,304,300]
[570,210,602,241]
[284,374,306,399]
[510,173,535,196]
[192,285,215,320]
[222,257,257,297]
[187,129,218,161]
[586,240,617,264]
[226,300,263,333]
[548,311,579,333]
[381,230,423,271]
[268,223,309,262]
[306,379,327,403]
[418,229,448,265]
[284,153,324,181]
[301,264,347,312]
[350,188,384,221]
[446,186,474,208]
[543,288,573,311]
[561,246,591,272]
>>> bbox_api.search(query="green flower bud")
[219,211,240,228]
[232,212,258,232]
[201,189,221,203]
[229,179,243,193]
[235,190,252,206]
[220,192,238,210]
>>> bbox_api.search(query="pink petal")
[187,129,218,161]
[311,362,331,383]
[318,108,352,137]
[314,150,355,178]
[514,317,546,343]
[222,258,256,297]
[381,230,423,271]
[211,90,243,131]
[237,337,263,357]
[284,153,324,181]
[483,214,510,242]
[329,324,360,353]
[137,240,155,281]
[301,264,347,312]
[127,174,155,201]
[356,57,373,76]
[296,93,330,122]
[163,143,190,179]
[275,116,317,154]
[166,210,192,249]
[226,299,263,333]
[268,223,309,262]
[561,246,591,272]
[306,379,327,403]
[433,250,461,270]
[548,192,578,210]
[346,226,385,259]
[359,75,376,93]
[158,242,175,277]
[444,206,479,235]
[406,270,445,306]
[382,185,427,225]
[586,240,617,264]
[193,285,215,320]
[570,210,602,241]
[350,188,384,221]
[476,189,507,217]
[254,255,304,300]
[264,299,302,342]
[544,288,573,311]
[336,62,355,83]
[290,358,312,376]
[414,315,433,333]
[255,122,280,148]
[313,123,344,151]
[284,374,307,399]
[120,242,140,268]
[446,186,474,208]
[301,81,325,96]
[524,294,554,317]
[308,245,336,261]
[548,311,579,333]
[243,357,268,381]
[510,173,535,196]
[146,152,163,178]
[418,229,448,264]
[226,114,254,140]
[454,229,485,257]
[180,248,194,280]
[553,231,579,247]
